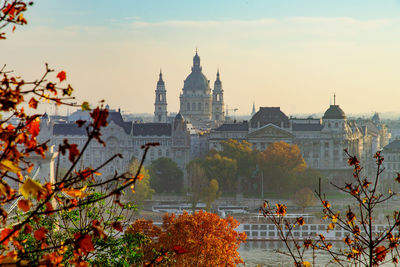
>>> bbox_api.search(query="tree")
[128,211,247,266]
[219,139,257,179]
[261,150,400,267]
[202,153,237,194]
[258,141,307,193]
[186,161,208,210]
[149,157,183,194]
[126,158,154,208]
[295,168,327,192]
[293,187,316,212]
[203,179,221,211]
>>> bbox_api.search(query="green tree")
[202,153,237,194]
[149,157,183,194]
[203,179,221,211]
[218,139,258,194]
[186,162,208,211]
[296,168,328,192]
[293,187,316,212]
[126,158,154,208]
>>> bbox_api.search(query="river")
[239,241,394,267]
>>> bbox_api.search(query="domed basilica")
[154,51,225,128]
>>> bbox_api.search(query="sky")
[3,0,400,116]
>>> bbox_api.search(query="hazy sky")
[3,0,400,116]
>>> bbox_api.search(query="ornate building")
[178,51,225,127]
[209,102,388,184]
[39,109,191,184]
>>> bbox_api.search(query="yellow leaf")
[332,215,338,223]
[19,178,45,199]
[327,223,335,231]
[0,183,7,196]
[62,186,88,198]
[0,160,20,173]
[302,261,311,267]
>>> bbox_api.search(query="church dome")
[183,71,210,91]
[182,51,210,92]
[323,105,346,119]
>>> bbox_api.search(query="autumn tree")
[128,211,247,266]
[258,141,307,193]
[149,157,183,194]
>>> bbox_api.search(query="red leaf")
[45,202,54,214]
[111,221,123,232]
[172,245,187,254]
[34,227,48,242]
[68,144,80,162]
[75,120,86,127]
[56,71,66,82]
[0,228,13,246]
[75,234,94,255]
[17,199,31,212]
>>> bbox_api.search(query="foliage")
[128,211,247,266]
[261,150,400,266]
[202,153,237,194]
[258,141,307,192]
[203,179,221,211]
[126,157,154,208]
[293,187,316,212]
[186,161,208,210]
[219,139,257,179]
[149,157,183,194]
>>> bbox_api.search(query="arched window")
[192,103,196,111]
[187,103,190,111]
[198,103,202,111]
[335,122,338,127]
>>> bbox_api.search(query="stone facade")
[39,110,191,183]
[209,104,389,183]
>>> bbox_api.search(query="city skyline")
[3,1,400,115]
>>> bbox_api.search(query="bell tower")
[212,69,224,121]
[154,70,168,122]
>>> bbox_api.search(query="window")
[187,103,190,111]
[192,102,196,111]
[198,102,202,111]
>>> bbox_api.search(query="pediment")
[247,124,294,139]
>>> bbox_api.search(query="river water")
[239,241,394,267]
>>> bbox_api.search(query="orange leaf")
[28,97,38,109]
[56,71,66,82]
[17,199,31,212]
